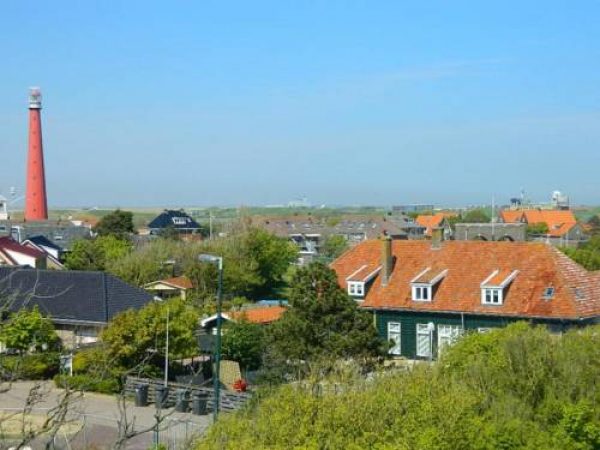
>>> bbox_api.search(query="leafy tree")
[93,209,135,238]
[527,222,550,236]
[562,236,600,270]
[65,235,130,271]
[221,320,266,372]
[101,298,199,369]
[586,215,600,236]
[460,208,490,223]
[320,235,349,260]
[267,262,386,376]
[0,306,60,353]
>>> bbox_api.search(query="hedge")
[0,353,60,380]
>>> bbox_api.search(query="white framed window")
[412,285,431,302]
[481,288,503,305]
[438,324,462,353]
[477,327,492,333]
[172,217,188,225]
[416,323,432,357]
[388,322,402,356]
[347,281,365,297]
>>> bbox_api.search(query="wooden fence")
[125,376,252,412]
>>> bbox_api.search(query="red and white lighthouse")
[25,87,48,221]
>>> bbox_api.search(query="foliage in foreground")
[562,235,600,271]
[196,323,600,450]
[0,306,60,353]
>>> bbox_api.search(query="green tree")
[267,262,386,377]
[101,298,199,369]
[93,209,135,238]
[0,306,60,353]
[527,222,550,236]
[320,235,349,260]
[586,215,600,236]
[221,320,266,372]
[65,235,130,271]
[460,208,490,223]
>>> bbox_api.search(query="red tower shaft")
[25,88,48,221]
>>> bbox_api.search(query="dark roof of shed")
[0,267,153,324]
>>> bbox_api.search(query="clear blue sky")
[1,1,599,207]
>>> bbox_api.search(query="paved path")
[0,381,211,449]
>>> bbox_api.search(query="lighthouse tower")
[25,87,48,221]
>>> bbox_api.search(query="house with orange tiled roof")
[144,275,194,300]
[499,209,585,244]
[200,305,286,333]
[331,236,600,359]
[415,213,453,239]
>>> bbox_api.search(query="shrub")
[0,353,60,380]
[54,374,120,394]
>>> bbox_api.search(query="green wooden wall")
[373,309,575,360]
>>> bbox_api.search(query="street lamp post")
[198,254,223,422]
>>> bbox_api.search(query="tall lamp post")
[198,254,223,422]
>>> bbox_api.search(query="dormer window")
[410,268,448,302]
[172,217,188,225]
[348,281,365,296]
[346,264,382,298]
[480,269,519,306]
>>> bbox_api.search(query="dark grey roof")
[0,221,92,252]
[24,235,62,252]
[148,210,201,231]
[0,267,153,324]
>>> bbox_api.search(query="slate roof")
[331,240,600,320]
[0,267,154,324]
[148,210,201,231]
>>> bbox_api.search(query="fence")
[124,376,252,412]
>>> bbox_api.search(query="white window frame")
[481,288,503,305]
[347,281,365,297]
[387,322,402,356]
[477,327,492,333]
[416,323,432,357]
[412,284,432,302]
[172,217,188,225]
[438,324,462,353]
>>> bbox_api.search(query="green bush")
[195,323,600,449]
[54,373,120,394]
[0,353,60,380]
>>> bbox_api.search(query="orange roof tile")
[331,240,600,320]
[415,213,447,236]
[161,276,194,289]
[499,210,525,223]
[230,306,286,324]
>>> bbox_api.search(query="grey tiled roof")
[0,220,92,252]
[0,267,153,324]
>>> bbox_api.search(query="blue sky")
[1,1,599,207]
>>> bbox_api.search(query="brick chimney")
[381,234,393,286]
[431,227,444,250]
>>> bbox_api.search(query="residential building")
[331,236,600,360]
[260,214,423,264]
[454,223,527,242]
[200,305,286,333]
[144,275,194,300]
[147,209,202,235]
[0,267,154,349]
[415,213,453,239]
[0,237,48,269]
[0,220,92,256]
[499,209,585,246]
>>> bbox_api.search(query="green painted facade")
[371,309,579,360]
